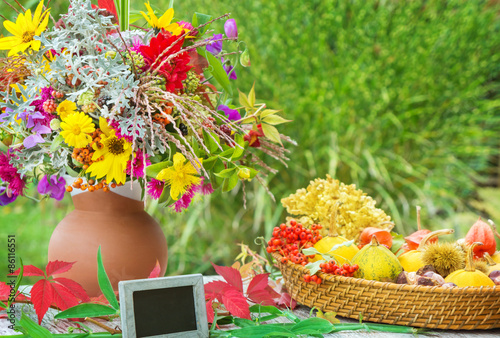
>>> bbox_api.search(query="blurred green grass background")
[1,0,500,279]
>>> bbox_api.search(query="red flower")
[244,124,264,148]
[139,32,192,93]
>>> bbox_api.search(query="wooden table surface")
[1,278,500,337]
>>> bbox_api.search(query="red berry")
[303,274,311,283]
[316,277,322,284]
[266,246,273,253]
[290,220,297,226]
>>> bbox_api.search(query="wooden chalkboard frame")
[118,274,209,338]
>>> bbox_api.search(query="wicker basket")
[273,252,500,330]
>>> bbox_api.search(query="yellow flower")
[86,117,132,184]
[140,2,186,35]
[56,100,77,119]
[60,112,95,148]
[0,1,50,56]
[156,153,202,200]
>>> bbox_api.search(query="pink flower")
[0,151,26,196]
[147,179,164,200]
[108,119,135,143]
[126,151,150,178]
[170,177,213,213]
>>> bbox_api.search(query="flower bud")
[237,168,251,181]
[50,119,61,130]
[224,19,238,39]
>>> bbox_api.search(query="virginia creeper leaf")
[53,278,90,303]
[247,289,275,306]
[211,262,243,292]
[31,279,53,324]
[46,260,76,276]
[276,292,297,310]
[247,273,269,297]
[97,247,119,310]
[204,280,229,297]
[221,287,250,320]
[206,299,215,323]
[148,260,161,278]
[11,265,44,277]
[51,282,80,311]
[55,303,118,319]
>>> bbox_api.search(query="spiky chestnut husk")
[473,260,490,275]
[421,242,465,277]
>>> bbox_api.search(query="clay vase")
[48,185,167,297]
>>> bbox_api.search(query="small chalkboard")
[119,274,208,338]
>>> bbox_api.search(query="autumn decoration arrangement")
[0,0,292,211]
[267,175,500,330]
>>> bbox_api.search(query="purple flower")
[37,175,66,201]
[217,105,241,121]
[221,57,237,80]
[0,108,12,125]
[0,186,17,206]
[206,33,223,55]
[23,134,45,149]
[224,19,238,39]
[147,179,164,200]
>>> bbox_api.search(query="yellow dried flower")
[281,175,391,240]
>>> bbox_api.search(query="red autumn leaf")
[0,282,30,308]
[211,262,243,293]
[189,49,209,75]
[276,291,297,310]
[90,293,110,305]
[221,287,250,319]
[247,289,275,306]
[247,273,269,296]
[51,283,80,311]
[52,278,90,303]
[46,261,76,277]
[11,265,44,277]
[204,280,230,298]
[31,279,53,324]
[206,299,215,323]
[265,285,281,300]
[148,260,161,279]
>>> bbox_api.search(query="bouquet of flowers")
[0,0,292,211]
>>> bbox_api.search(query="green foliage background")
[1,0,499,278]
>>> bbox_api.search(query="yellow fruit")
[444,242,495,287]
[492,251,500,264]
[483,252,500,275]
[399,229,454,272]
[352,236,402,282]
[312,235,359,264]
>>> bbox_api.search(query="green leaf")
[158,185,172,204]
[200,49,232,96]
[215,167,236,178]
[218,147,235,158]
[11,258,23,307]
[304,260,323,275]
[50,135,64,152]
[263,115,292,125]
[145,161,172,178]
[55,303,118,319]
[19,313,51,338]
[238,89,251,109]
[231,134,246,161]
[248,83,256,108]
[213,159,225,187]
[203,156,218,171]
[261,123,282,145]
[390,232,405,256]
[260,109,280,119]
[192,13,212,35]
[291,317,334,334]
[249,305,283,315]
[233,317,257,328]
[203,130,220,154]
[227,324,295,337]
[222,172,239,192]
[97,247,119,310]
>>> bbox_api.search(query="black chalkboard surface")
[133,286,197,337]
[119,274,209,338]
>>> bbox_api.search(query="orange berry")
[111,183,117,188]
[88,179,95,185]
[88,186,95,192]
[82,164,89,170]
[80,184,88,191]
[103,186,110,192]
[75,178,83,184]
[66,186,73,192]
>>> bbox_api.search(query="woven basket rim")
[272,252,500,294]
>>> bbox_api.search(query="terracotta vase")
[48,184,168,297]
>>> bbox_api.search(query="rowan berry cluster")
[66,177,121,193]
[71,129,103,170]
[319,262,359,277]
[266,220,323,266]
